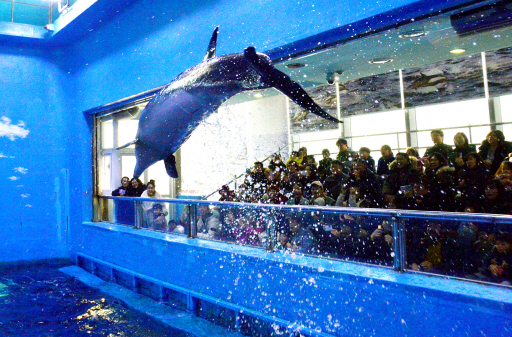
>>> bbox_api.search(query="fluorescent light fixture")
[368,58,393,65]
[285,63,307,69]
[450,48,466,54]
[398,30,426,38]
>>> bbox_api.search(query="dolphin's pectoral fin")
[244,46,342,124]
[204,27,219,61]
[165,154,179,178]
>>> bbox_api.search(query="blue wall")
[0,45,73,261]
[0,0,475,262]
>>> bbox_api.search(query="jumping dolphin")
[123,27,341,179]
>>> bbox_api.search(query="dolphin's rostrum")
[122,27,341,179]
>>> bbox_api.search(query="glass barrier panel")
[210,203,270,248]
[404,217,512,287]
[139,200,187,235]
[112,198,136,227]
[99,198,114,222]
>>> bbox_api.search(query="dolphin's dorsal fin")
[204,27,219,61]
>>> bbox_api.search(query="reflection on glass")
[118,119,138,148]
[101,119,114,149]
[351,110,406,135]
[101,155,111,192]
[415,99,489,130]
[148,161,170,196]
[121,156,136,180]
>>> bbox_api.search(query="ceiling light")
[253,93,264,98]
[285,63,307,69]
[450,49,466,54]
[368,58,393,65]
[398,30,426,38]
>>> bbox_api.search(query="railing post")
[266,210,276,252]
[188,204,197,238]
[134,200,143,229]
[392,215,406,272]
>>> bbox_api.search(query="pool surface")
[0,260,236,337]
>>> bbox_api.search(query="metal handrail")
[100,195,512,223]
[202,144,289,200]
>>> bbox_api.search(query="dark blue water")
[0,261,191,336]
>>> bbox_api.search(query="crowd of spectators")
[111,129,512,285]
[212,129,512,285]
[222,130,512,214]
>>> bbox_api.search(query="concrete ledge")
[60,265,242,337]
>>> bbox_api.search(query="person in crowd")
[303,155,317,168]
[298,147,309,167]
[286,150,304,167]
[286,160,306,189]
[402,180,436,211]
[341,186,363,207]
[318,148,333,181]
[424,153,457,211]
[245,161,268,200]
[343,159,381,207]
[263,184,288,205]
[358,147,375,172]
[112,177,131,196]
[219,185,236,201]
[377,145,395,178]
[367,221,394,264]
[382,152,419,205]
[326,215,361,259]
[451,213,480,277]
[481,232,512,285]
[457,152,491,208]
[167,219,185,234]
[196,204,221,239]
[280,216,317,254]
[406,147,423,173]
[148,203,167,231]
[128,178,146,196]
[140,180,168,227]
[112,176,135,225]
[309,181,336,206]
[268,163,289,195]
[422,152,448,184]
[408,222,457,274]
[336,138,357,173]
[269,153,286,173]
[286,184,309,205]
[495,160,512,193]
[303,163,319,199]
[423,129,453,160]
[479,130,512,175]
[233,211,262,246]
[323,160,349,200]
[482,179,512,214]
[449,132,476,173]
[217,210,237,242]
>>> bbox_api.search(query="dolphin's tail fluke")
[204,27,219,61]
[116,139,138,150]
[244,46,341,124]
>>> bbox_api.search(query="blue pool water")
[0,261,192,336]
